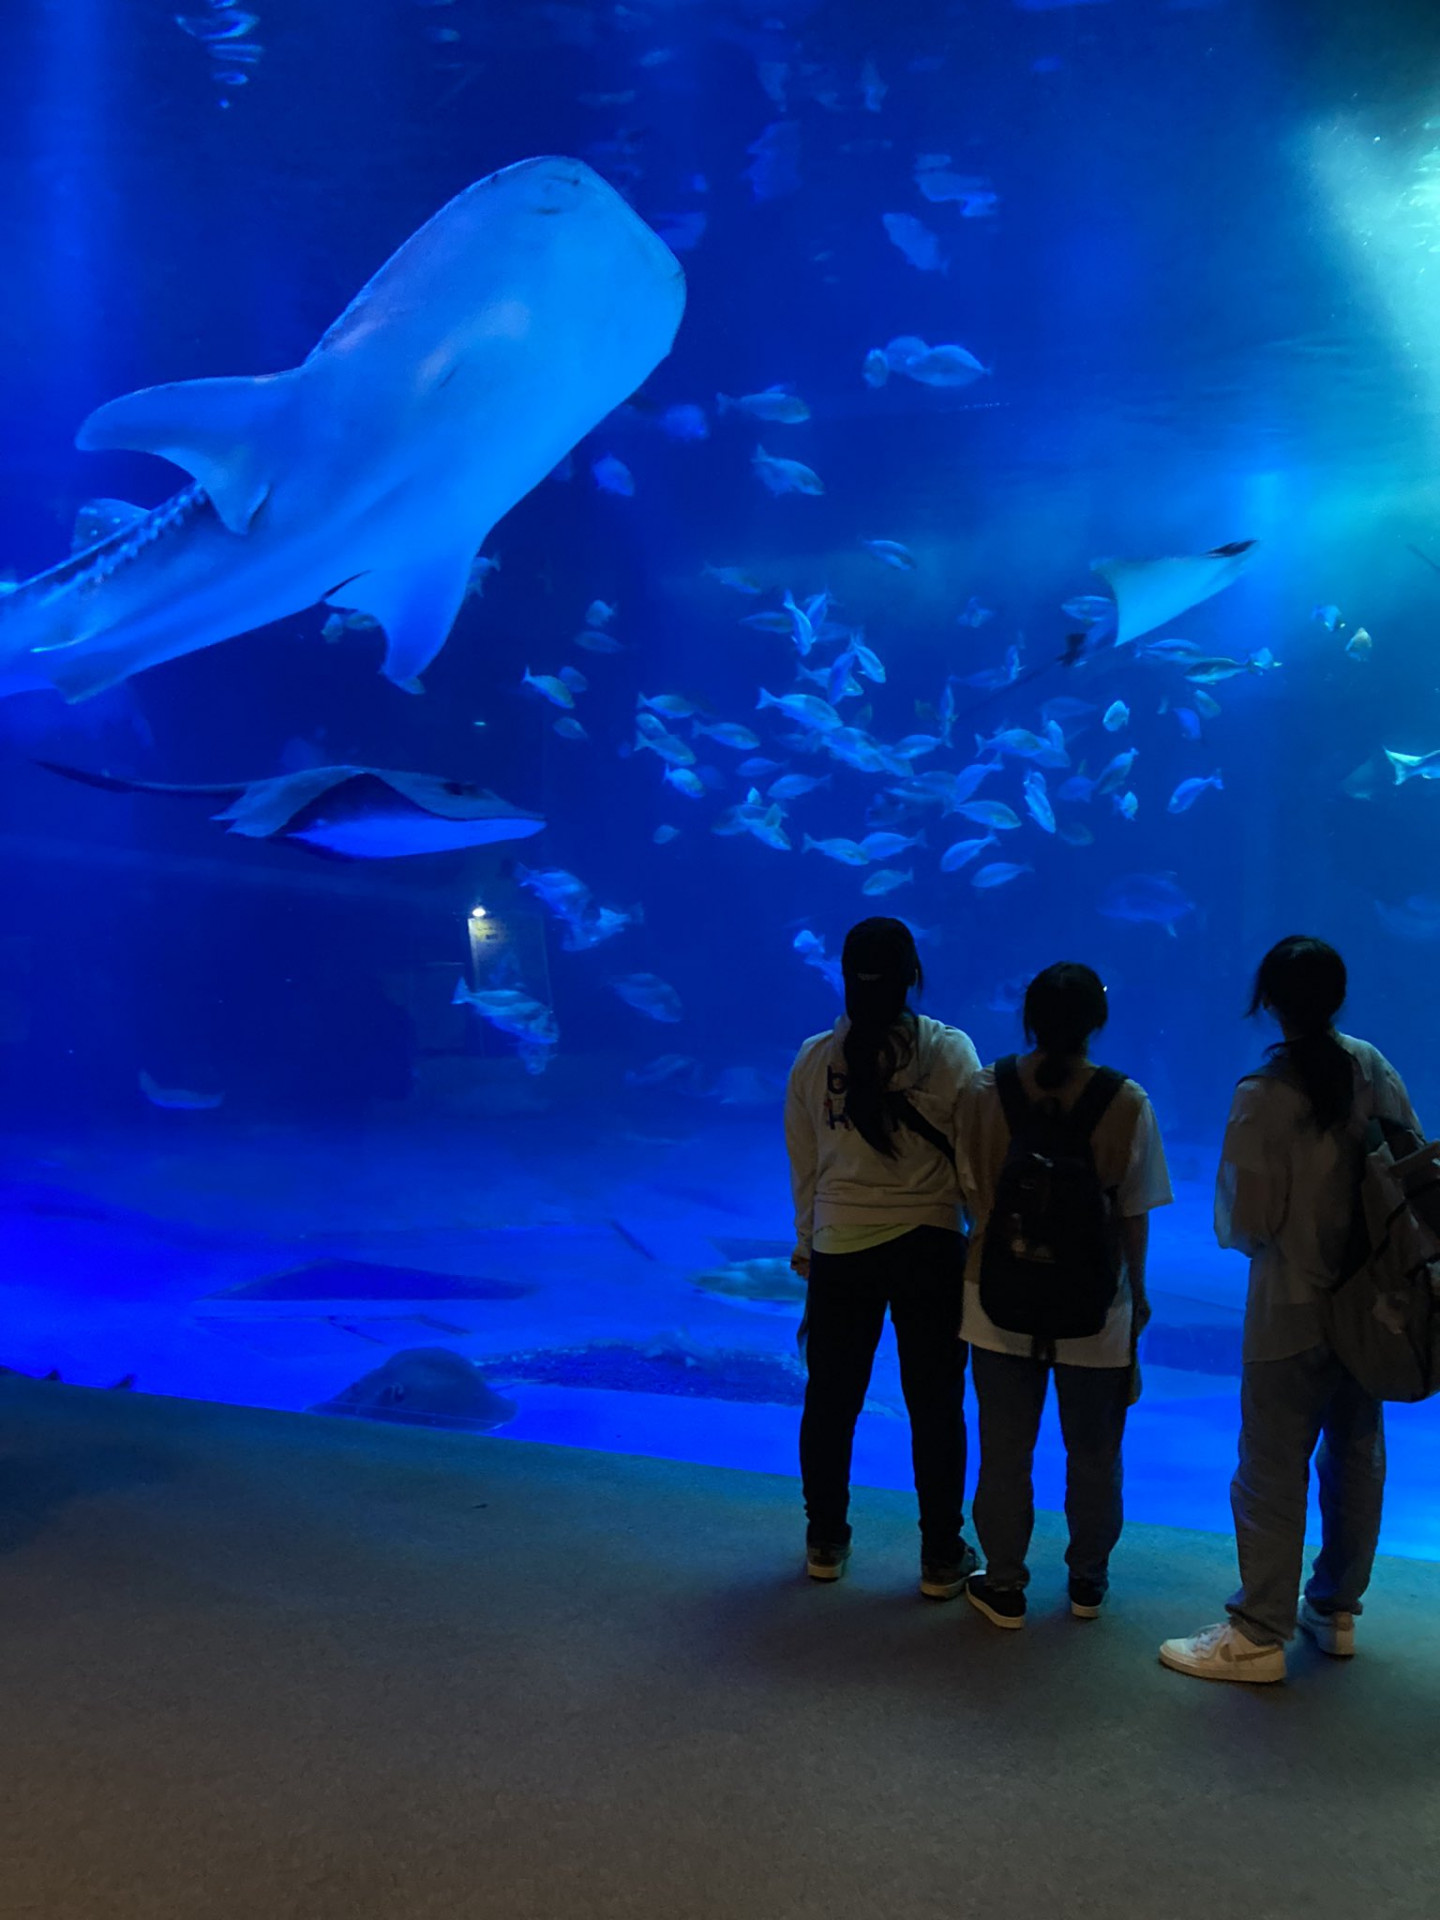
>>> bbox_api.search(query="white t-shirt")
[959,1057,1173,1367]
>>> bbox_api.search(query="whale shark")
[37,760,546,858]
[1,156,686,701]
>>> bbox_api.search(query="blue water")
[2,0,1440,1555]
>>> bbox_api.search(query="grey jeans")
[1228,1345,1386,1647]
[970,1347,1131,1591]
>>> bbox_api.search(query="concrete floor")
[3,1374,1439,1920]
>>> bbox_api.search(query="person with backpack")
[1160,936,1424,1684]
[958,963,1171,1628]
[786,917,980,1596]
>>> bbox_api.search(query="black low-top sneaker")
[965,1575,1026,1629]
[805,1540,852,1581]
[920,1542,980,1600]
[1069,1578,1106,1618]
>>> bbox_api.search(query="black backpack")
[979,1056,1126,1352]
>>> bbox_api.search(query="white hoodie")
[785,1014,981,1252]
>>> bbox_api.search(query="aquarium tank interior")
[3,0,1440,1553]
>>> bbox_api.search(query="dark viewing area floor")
[3,1374,1438,1920]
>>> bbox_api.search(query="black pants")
[799,1225,968,1560]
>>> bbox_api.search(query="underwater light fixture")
[469,904,488,921]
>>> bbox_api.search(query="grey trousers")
[970,1346,1131,1591]
[1228,1345,1386,1647]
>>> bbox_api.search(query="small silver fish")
[861,538,916,571]
[522,668,575,710]
[752,445,824,496]
[717,385,811,424]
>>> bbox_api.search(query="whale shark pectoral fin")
[76,371,302,535]
[326,548,474,688]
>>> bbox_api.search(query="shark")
[37,760,546,858]
[0,156,686,702]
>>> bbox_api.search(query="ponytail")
[841,918,922,1158]
[1248,935,1353,1131]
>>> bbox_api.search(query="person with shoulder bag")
[959,963,1172,1629]
[785,918,980,1599]
[1162,937,1424,1684]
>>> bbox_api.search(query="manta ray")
[1092,540,1258,648]
[1,156,685,701]
[37,760,546,859]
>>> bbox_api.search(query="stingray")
[1092,540,1258,648]
[1,157,685,701]
[37,760,546,858]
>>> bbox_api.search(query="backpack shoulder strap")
[889,1093,955,1167]
[994,1055,1030,1135]
[1067,1067,1126,1142]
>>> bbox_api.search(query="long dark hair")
[1249,936,1352,1131]
[1023,962,1108,1091]
[841,918,922,1157]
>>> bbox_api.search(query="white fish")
[906,344,989,387]
[953,800,1021,831]
[522,668,575,709]
[861,538,916,571]
[767,772,829,799]
[695,720,760,751]
[939,834,996,872]
[859,829,925,860]
[592,454,634,496]
[664,767,706,798]
[803,834,870,866]
[4,158,686,701]
[1023,769,1056,834]
[1096,748,1138,795]
[1102,700,1130,733]
[1168,771,1223,813]
[972,862,1032,889]
[704,564,763,594]
[882,212,947,272]
[757,688,843,732]
[752,445,824,496]
[717,385,810,424]
[862,349,890,388]
[861,867,912,896]
[612,972,684,1022]
[139,1069,223,1111]
[585,598,617,627]
[913,166,997,217]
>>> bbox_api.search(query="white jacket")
[1216,1033,1421,1362]
[785,1014,980,1252]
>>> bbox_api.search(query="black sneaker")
[919,1542,980,1600]
[965,1575,1026,1629]
[1069,1578,1105,1620]
[805,1540,852,1582]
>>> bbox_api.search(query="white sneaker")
[1159,1621,1286,1684]
[1299,1599,1356,1658]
